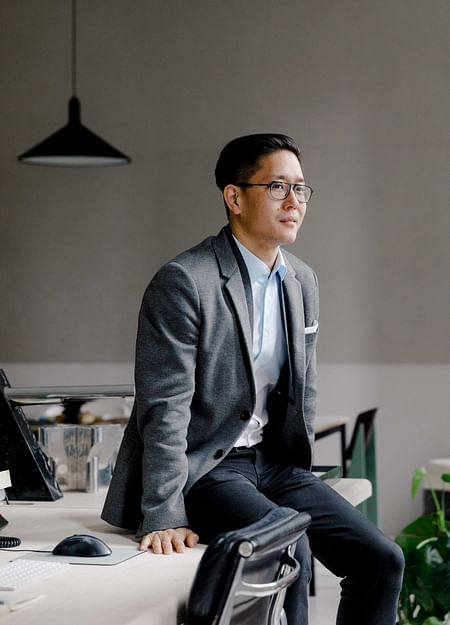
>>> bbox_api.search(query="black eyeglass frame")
[234,181,314,203]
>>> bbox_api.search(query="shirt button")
[240,410,251,421]
[214,449,224,459]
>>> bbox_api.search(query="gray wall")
[1,0,448,364]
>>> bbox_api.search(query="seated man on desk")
[102,133,404,625]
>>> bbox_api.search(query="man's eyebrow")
[271,174,306,183]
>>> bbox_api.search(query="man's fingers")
[151,534,164,554]
[139,528,199,554]
[139,534,152,551]
[185,531,199,548]
[161,535,175,554]
[172,536,186,553]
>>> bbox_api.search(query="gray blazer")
[101,226,319,536]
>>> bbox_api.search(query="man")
[102,134,404,624]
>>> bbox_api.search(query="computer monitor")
[0,369,62,501]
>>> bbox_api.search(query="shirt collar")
[232,235,287,282]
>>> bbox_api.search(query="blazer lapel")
[225,270,254,365]
[281,260,306,404]
[211,227,254,381]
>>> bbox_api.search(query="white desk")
[0,478,371,625]
[0,494,204,625]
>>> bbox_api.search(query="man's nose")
[283,188,300,206]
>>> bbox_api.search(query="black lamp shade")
[18,97,131,167]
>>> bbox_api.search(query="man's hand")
[139,527,199,554]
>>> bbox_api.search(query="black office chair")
[184,507,311,625]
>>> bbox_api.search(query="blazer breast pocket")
[304,321,319,348]
[304,320,319,335]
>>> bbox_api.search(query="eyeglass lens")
[270,182,311,202]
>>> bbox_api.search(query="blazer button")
[240,410,251,421]
[214,449,224,459]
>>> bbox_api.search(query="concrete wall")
[1,0,449,535]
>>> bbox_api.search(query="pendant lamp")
[18,0,130,167]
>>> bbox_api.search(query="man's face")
[228,150,306,263]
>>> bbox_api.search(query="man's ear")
[223,184,242,215]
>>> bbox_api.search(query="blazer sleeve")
[303,268,319,446]
[134,261,200,536]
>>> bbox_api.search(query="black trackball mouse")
[52,534,112,557]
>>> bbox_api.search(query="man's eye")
[271,182,286,191]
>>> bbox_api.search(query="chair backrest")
[345,407,378,462]
[185,507,311,625]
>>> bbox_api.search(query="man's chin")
[279,231,300,246]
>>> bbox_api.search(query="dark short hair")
[214,133,301,191]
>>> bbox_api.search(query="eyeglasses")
[234,181,314,203]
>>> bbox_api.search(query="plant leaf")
[412,467,427,499]
[396,514,442,553]
[397,469,450,625]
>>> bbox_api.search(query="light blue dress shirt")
[233,236,288,447]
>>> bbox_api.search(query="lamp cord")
[72,0,77,97]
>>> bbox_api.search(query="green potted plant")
[395,467,450,625]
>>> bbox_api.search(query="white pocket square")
[304,321,319,335]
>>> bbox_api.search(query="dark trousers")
[185,445,404,625]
